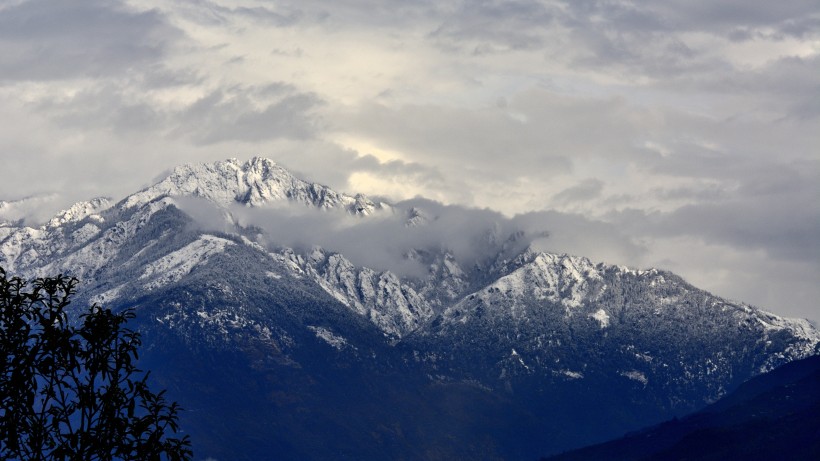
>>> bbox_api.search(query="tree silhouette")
[0,267,192,460]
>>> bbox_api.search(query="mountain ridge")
[2,157,816,346]
[120,157,388,215]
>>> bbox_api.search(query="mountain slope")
[542,354,820,461]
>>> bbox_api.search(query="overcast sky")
[0,0,818,321]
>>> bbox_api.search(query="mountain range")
[1,157,818,460]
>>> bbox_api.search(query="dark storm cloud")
[0,0,182,81]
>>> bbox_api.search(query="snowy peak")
[121,157,388,215]
[47,197,112,228]
[121,159,246,209]
[443,251,605,323]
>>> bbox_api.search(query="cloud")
[552,179,604,205]
[172,85,324,144]
[606,159,820,279]
[0,194,63,225]
[29,82,323,145]
[556,0,820,38]
[515,210,648,267]
[33,84,166,135]
[642,0,820,36]
[651,193,819,265]
[173,194,647,287]
[638,236,820,321]
[334,90,650,185]
[230,197,532,278]
[429,0,556,53]
[185,0,304,27]
[0,0,182,81]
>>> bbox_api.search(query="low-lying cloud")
[175,195,646,281]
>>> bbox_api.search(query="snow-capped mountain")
[1,157,818,460]
[412,251,818,407]
[121,157,388,215]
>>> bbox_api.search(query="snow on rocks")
[454,252,604,320]
[120,157,389,215]
[140,235,234,290]
[47,197,111,228]
[620,370,648,385]
[591,309,610,328]
[308,326,353,351]
[299,247,434,337]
